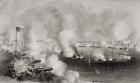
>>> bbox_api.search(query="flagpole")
[15,27,18,51]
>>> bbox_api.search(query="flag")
[16,27,24,32]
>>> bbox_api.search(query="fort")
[76,40,131,49]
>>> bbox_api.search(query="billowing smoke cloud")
[61,70,80,83]
[46,54,67,76]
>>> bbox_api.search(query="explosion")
[14,59,28,74]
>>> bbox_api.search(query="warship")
[1,27,55,82]
[60,40,136,73]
